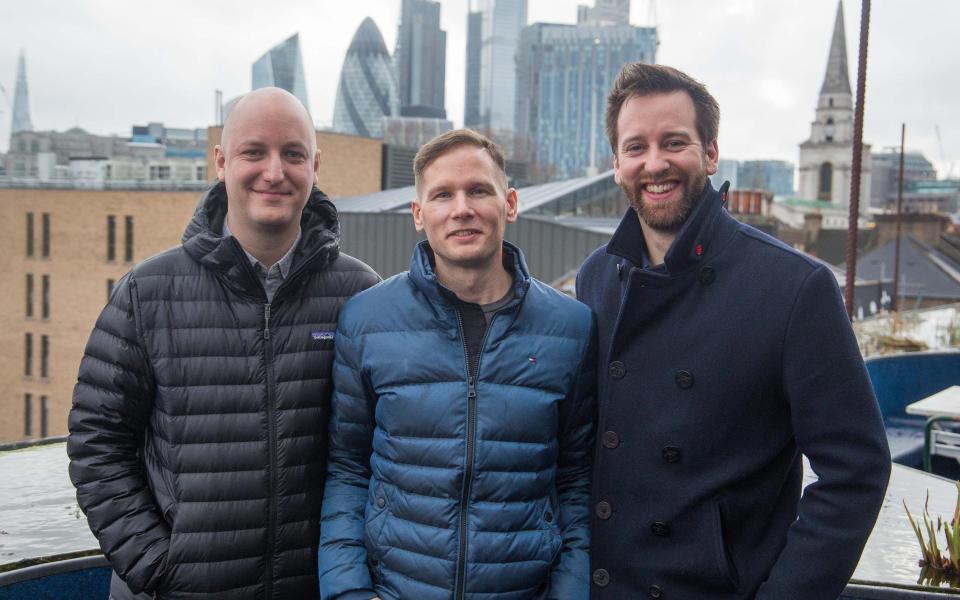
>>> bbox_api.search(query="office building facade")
[396,0,447,118]
[332,18,400,139]
[464,0,528,134]
[515,20,656,179]
[251,33,310,112]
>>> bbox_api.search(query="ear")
[704,139,719,176]
[613,151,622,186]
[313,148,322,185]
[505,188,519,223]
[214,145,226,182]
[411,199,424,232]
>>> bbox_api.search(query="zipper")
[263,302,278,598]
[453,308,494,600]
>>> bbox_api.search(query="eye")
[623,142,645,154]
[470,186,490,196]
[241,148,264,158]
[285,150,307,161]
[432,190,451,200]
[664,139,688,151]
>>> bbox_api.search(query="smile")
[644,182,679,194]
[448,229,481,238]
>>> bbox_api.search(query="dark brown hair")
[605,63,720,154]
[414,128,507,191]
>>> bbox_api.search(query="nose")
[262,152,284,183]
[450,191,475,219]
[644,148,670,177]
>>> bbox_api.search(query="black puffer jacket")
[68,182,380,599]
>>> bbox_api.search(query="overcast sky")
[0,0,957,178]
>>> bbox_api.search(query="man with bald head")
[68,87,379,599]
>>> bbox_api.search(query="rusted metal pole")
[844,0,872,319]
[892,123,905,312]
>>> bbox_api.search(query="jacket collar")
[181,181,341,298]
[409,239,532,308]
[606,180,730,275]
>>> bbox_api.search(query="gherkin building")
[332,18,399,139]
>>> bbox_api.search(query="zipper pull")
[264,303,272,340]
[468,377,476,399]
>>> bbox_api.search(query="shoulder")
[322,251,382,293]
[129,245,193,278]
[731,220,822,273]
[525,278,593,335]
[337,271,414,332]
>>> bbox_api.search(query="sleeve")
[66,273,170,594]
[547,319,597,600]
[318,312,378,600]
[756,265,891,600]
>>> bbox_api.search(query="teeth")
[646,182,677,194]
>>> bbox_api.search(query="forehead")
[225,98,314,149]
[420,145,503,188]
[617,91,698,140]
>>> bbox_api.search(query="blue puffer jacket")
[319,241,595,600]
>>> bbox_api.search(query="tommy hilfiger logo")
[312,331,335,341]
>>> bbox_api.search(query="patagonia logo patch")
[312,330,335,341]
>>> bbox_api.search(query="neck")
[226,214,299,268]
[636,212,677,267]
[435,256,513,305]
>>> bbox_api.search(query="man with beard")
[576,63,890,599]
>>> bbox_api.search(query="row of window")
[24,393,49,438]
[25,212,135,262]
[24,333,49,379]
[25,212,51,258]
[107,215,135,262]
[25,273,50,319]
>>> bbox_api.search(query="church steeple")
[819,1,851,96]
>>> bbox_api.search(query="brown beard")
[623,168,706,233]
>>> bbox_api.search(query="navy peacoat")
[575,182,891,599]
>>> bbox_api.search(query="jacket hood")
[606,180,731,275]
[408,239,532,307]
[181,182,341,296]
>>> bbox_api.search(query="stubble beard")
[624,169,707,233]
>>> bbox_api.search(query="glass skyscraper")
[12,50,33,135]
[252,33,310,112]
[395,0,446,119]
[332,18,399,139]
[515,21,657,179]
[464,0,528,134]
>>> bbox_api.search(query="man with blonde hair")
[319,129,595,600]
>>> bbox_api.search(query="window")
[818,162,833,201]
[107,215,116,261]
[42,275,50,319]
[41,213,50,258]
[24,394,32,437]
[26,273,34,318]
[196,166,206,180]
[107,279,115,301]
[40,396,49,438]
[40,334,49,378]
[26,212,34,257]
[124,216,134,262]
[24,333,32,376]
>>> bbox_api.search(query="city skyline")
[0,0,958,179]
